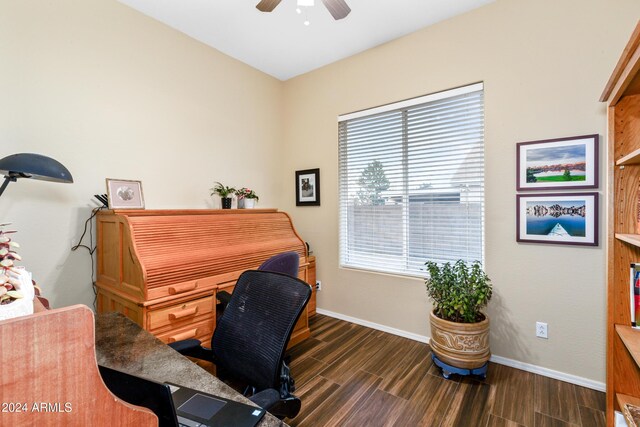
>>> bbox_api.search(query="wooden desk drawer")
[147,276,218,301]
[155,319,214,344]
[148,295,215,331]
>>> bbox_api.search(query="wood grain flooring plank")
[340,388,406,427]
[574,385,606,412]
[578,405,606,427]
[318,330,386,385]
[440,377,494,427]
[394,372,459,426]
[359,334,410,377]
[289,356,327,389]
[534,412,580,427]
[487,414,526,427]
[309,315,341,340]
[297,370,382,427]
[308,323,372,364]
[382,345,432,400]
[288,336,326,361]
[534,376,581,425]
[286,375,340,427]
[314,319,353,342]
[489,363,535,426]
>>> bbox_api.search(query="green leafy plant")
[210,182,236,198]
[0,225,23,304]
[235,187,259,201]
[424,260,492,323]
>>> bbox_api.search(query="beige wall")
[0,0,283,308]
[281,0,640,383]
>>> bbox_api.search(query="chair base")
[431,353,488,380]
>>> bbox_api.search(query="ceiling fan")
[256,0,351,20]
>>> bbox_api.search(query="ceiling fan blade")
[256,0,282,12]
[321,0,351,20]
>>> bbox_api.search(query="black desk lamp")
[0,153,74,197]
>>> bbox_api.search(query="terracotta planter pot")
[429,310,490,369]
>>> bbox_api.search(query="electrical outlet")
[316,280,321,291]
[536,322,548,339]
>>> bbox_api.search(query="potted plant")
[0,226,35,320]
[210,182,236,209]
[235,187,259,209]
[424,259,492,374]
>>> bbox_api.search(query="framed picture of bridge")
[516,192,598,246]
[516,134,599,191]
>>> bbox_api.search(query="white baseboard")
[315,308,605,392]
[316,308,429,344]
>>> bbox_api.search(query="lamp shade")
[0,153,73,183]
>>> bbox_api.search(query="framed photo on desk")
[106,178,145,209]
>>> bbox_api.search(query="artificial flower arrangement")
[0,224,23,304]
[234,188,259,201]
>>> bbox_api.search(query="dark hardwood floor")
[285,314,605,427]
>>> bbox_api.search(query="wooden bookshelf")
[616,325,640,366]
[604,21,640,427]
[617,147,640,166]
[616,234,640,248]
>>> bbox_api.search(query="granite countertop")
[95,312,285,427]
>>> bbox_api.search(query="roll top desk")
[96,209,315,347]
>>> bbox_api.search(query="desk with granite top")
[95,312,286,427]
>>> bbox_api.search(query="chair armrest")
[217,290,232,307]
[248,388,281,410]
[168,339,213,361]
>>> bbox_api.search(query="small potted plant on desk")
[211,182,236,209]
[425,259,492,379]
[235,188,259,209]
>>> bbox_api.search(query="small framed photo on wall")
[106,178,145,209]
[296,168,320,206]
[516,134,599,191]
[516,192,598,246]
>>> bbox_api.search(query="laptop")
[98,365,266,427]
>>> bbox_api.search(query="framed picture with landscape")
[296,168,320,206]
[516,134,599,191]
[516,192,598,246]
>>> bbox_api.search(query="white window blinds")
[338,83,484,277]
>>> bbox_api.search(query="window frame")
[338,82,485,277]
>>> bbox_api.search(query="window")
[338,83,484,277]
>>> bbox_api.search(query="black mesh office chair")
[169,270,311,419]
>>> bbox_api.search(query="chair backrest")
[258,251,300,278]
[211,270,311,392]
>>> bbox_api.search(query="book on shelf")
[631,263,640,328]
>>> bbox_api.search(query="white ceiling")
[118,0,495,81]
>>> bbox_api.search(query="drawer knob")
[168,306,198,320]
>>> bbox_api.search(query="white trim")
[489,355,605,392]
[316,308,429,343]
[315,308,605,392]
[338,82,483,122]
